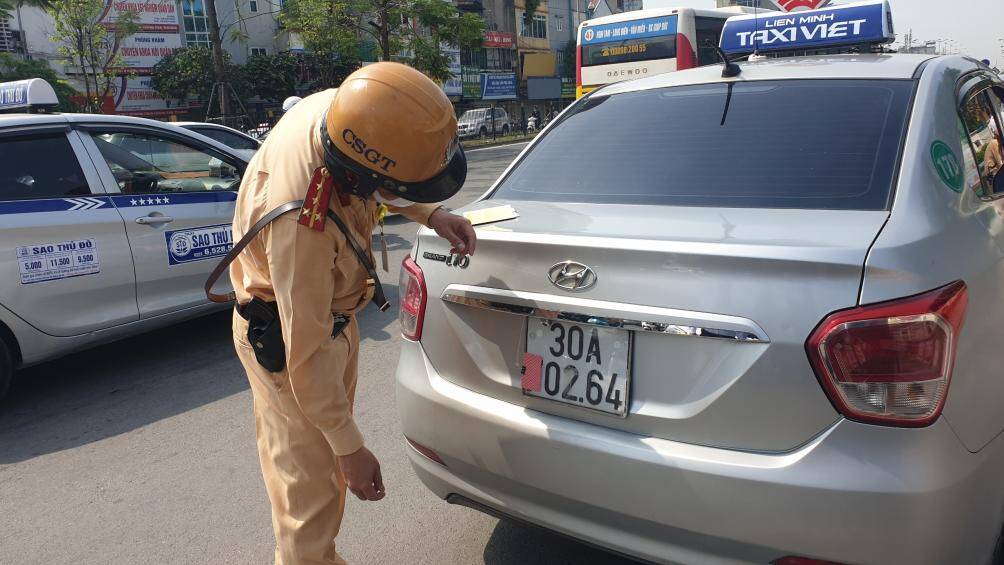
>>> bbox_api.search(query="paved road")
[0,142,640,565]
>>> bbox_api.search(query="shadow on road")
[483,519,641,565]
[0,310,245,465]
[0,279,402,464]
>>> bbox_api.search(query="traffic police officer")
[227,62,475,564]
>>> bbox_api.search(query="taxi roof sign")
[0,78,59,113]
[720,0,894,56]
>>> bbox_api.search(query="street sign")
[767,0,832,12]
[720,0,894,55]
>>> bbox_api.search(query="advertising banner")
[100,0,181,32]
[560,77,575,99]
[480,73,517,100]
[483,31,515,49]
[462,66,482,98]
[528,77,560,100]
[442,47,462,97]
[118,33,182,73]
[98,0,185,114]
[112,76,177,116]
[580,15,676,46]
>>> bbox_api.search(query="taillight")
[399,255,427,341]
[806,281,968,427]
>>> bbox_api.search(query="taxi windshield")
[492,79,915,210]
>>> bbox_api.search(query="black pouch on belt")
[238,297,286,373]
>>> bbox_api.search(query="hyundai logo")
[548,261,597,292]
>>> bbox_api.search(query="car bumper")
[396,340,1004,565]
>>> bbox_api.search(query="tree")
[0,53,78,110]
[280,0,484,83]
[240,52,299,102]
[560,39,575,78]
[150,46,246,103]
[300,52,360,90]
[408,0,484,82]
[47,0,138,113]
[204,0,231,117]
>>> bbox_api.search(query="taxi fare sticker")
[17,238,100,285]
[166,224,233,265]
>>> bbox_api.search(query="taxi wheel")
[0,340,11,401]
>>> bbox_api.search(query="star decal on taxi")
[129,197,171,206]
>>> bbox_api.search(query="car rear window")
[492,79,914,210]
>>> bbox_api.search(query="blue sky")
[643,0,1004,67]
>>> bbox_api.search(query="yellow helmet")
[322,62,466,203]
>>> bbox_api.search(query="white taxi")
[0,80,247,400]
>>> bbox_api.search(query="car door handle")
[135,215,174,225]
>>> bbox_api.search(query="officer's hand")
[429,208,477,256]
[339,446,386,501]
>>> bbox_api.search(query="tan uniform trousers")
[234,311,359,565]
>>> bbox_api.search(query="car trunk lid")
[413,200,888,452]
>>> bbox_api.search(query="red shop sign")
[483,31,515,49]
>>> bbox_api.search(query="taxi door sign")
[166,224,233,265]
[719,0,894,55]
[17,239,100,284]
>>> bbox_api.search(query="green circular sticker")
[931,140,964,193]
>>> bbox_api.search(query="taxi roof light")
[719,0,895,58]
[0,78,59,114]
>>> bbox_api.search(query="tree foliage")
[0,53,78,111]
[47,0,138,113]
[242,52,300,102]
[299,52,360,90]
[150,46,244,103]
[280,0,483,83]
[561,39,575,78]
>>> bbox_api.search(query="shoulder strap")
[325,208,390,311]
[205,200,389,312]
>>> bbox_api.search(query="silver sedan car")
[396,54,1004,564]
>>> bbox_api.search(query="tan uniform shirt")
[230,89,439,456]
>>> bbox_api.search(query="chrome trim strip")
[441,285,768,343]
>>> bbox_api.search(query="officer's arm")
[262,216,364,456]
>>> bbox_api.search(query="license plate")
[522,319,631,417]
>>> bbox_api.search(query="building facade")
[4,0,588,117]
[9,0,284,116]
